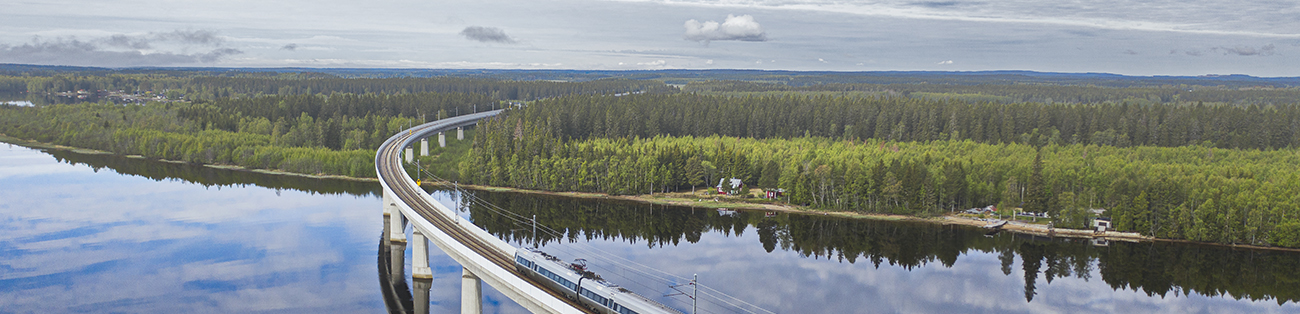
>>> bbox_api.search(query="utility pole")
[692,274,698,314]
[532,214,537,248]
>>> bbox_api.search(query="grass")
[413,128,476,181]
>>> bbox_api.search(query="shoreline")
[0,134,379,183]
[426,182,1300,253]
[6,134,1298,253]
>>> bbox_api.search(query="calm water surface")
[2,144,1297,313]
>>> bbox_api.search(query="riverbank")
[439,183,1300,252]
[439,183,925,221]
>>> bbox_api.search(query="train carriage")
[515,247,682,314]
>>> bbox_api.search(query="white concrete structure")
[463,268,483,314]
[421,138,429,156]
[405,147,414,163]
[413,229,432,279]
[439,132,447,147]
[457,127,464,140]
[389,198,406,243]
[414,279,432,314]
[377,110,586,314]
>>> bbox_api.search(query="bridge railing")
[375,109,586,314]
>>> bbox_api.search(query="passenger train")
[514,247,683,314]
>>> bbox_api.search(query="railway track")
[375,111,595,314]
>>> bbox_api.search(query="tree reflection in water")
[457,188,1300,305]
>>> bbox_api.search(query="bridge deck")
[376,110,594,314]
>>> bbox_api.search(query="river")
[1,143,1296,313]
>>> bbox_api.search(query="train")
[514,247,683,314]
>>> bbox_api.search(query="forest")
[684,80,1300,106]
[0,91,501,178]
[461,93,1300,248]
[486,93,1300,150]
[2,70,1299,249]
[1,73,676,102]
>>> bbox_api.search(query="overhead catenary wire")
[421,171,767,314]
[414,167,770,314]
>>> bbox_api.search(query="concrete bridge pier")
[389,206,406,244]
[457,127,463,140]
[420,138,429,156]
[439,132,447,147]
[412,229,432,279]
[405,146,414,163]
[414,278,432,314]
[389,240,406,280]
[462,267,483,314]
[382,191,395,217]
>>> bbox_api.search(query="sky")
[1,0,1298,76]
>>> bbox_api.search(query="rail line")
[375,110,594,314]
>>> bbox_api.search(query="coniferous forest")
[2,66,1299,248]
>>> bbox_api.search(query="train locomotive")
[514,247,682,314]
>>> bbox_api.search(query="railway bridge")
[376,110,592,314]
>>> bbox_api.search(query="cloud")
[459,26,517,44]
[198,48,244,62]
[0,33,243,67]
[818,58,827,63]
[281,43,298,51]
[911,1,963,8]
[637,60,667,66]
[1174,44,1277,57]
[104,35,152,49]
[1213,44,1276,56]
[99,30,226,49]
[937,60,954,65]
[150,29,224,45]
[684,14,767,43]
[1123,50,1138,55]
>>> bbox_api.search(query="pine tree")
[1024,150,1048,214]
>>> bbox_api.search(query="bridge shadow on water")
[379,232,416,314]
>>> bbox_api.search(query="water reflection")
[0,145,385,312]
[5,142,1298,313]
[40,147,381,197]
[440,188,1300,313]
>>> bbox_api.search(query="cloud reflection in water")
[0,145,383,312]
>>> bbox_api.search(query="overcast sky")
[2,0,1297,76]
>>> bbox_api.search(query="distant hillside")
[3,63,1298,88]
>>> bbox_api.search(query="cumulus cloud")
[1173,44,1277,57]
[1215,44,1276,56]
[937,60,954,65]
[104,35,151,49]
[197,48,244,62]
[459,26,516,44]
[150,29,224,45]
[0,30,243,67]
[637,60,667,66]
[684,14,767,43]
[281,43,298,51]
[99,30,226,49]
